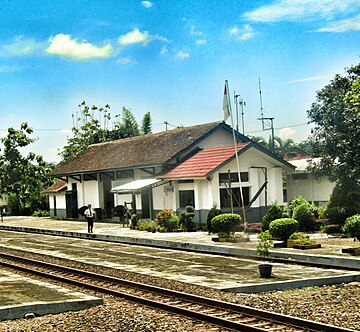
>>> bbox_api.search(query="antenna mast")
[257,77,275,154]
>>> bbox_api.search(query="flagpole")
[224,80,247,230]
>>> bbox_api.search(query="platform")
[0,269,102,320]
[0,216,359,305]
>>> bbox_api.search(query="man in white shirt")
[84,204,95,233]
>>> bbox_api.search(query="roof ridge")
[90,121,222,147]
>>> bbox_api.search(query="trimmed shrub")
[293,203,316,231]
[269,218,299,241]
[180,205,196,232]
[211,213,241,237]
[342,214,360,241]
[261,203,283,231]
[130,214,140,229]
[289,196,310,217]
[206,207,221,234]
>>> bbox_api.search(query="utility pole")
[164,121,168,131]
[240,98,246,135]
[234,92,240,132]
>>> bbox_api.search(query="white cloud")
[141,1,153,8]
[243,0,360,22]
[46,34,113,60]
[229,24,256,40]
[190,25,203,37]
[279,127,297,140]
[117,57,135,65]
[118,28,150,46]
[316,14,360,32]
[176,49,190,59]
[287,73,334,83]
[196,39,207,45]
[160,46,168,55]
[0,36,38,56]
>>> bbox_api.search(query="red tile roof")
[159,144,249,179]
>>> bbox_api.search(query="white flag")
[223,81,230,121]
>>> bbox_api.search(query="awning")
[111,179,162,194]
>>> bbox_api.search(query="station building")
[46,121,294,224]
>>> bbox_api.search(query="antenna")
[257,77,275,154]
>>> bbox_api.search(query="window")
[116,170,134,179]
[179,190,195,208]
[220,187,250,208]
[219,172,249,184]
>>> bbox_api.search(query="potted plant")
[256,230,273,278]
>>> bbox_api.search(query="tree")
[251,135,297,158]
[307,63,360,183]
[60,103,141,162]
[0,123,53,215]
[141,112,152,135]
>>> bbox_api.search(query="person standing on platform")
[84,204,95,233]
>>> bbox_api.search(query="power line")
[246,122,309,135]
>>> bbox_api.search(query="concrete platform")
[0,269,103,320]
[0,216,359,295]
[0,216,359,268]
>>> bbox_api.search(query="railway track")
[0,251,356,332]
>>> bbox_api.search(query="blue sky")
[0,0,359,162]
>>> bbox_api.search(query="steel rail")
[0,251,356,332]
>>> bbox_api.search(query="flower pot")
[258,264,272,278]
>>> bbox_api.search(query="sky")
[0,0,359,163]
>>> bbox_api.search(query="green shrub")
[164,215,180,232]
[206,207,221,234]
[180,205,196,232]
[293,203,315,231]
[269,218,299,241]
[325,206,348,225]
[342,214,360,241]
[211,213,241,237]
[156,209,173,226]
[317,205,328,219]
[289,196,310,217]
[328,179,360,212]
[261,203,283,231]
[130,214,140,229]
[256,231,273,257]
[137,220,158,232]
[32,209,50,217]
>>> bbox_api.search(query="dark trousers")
[87,217,94,232]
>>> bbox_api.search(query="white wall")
[287,174,335,204]
[49,193,66,210]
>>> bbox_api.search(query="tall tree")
[0,123,53,215]
[141,112,152,135]
[307,63,360,183]
[60,103,141,162]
